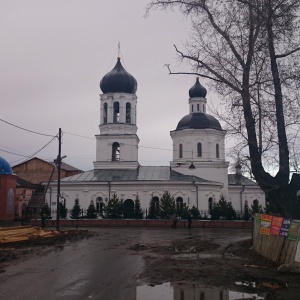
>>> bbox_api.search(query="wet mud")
[129,236,300,300]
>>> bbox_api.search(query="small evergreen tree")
[210,195,237,220]
[251,199,264,215]
[104,193,123,218]
[59,201,68,219]
[70,197,81,219]
[159,191,176,219]
[243,200,251,220]
[189,205,201,219]
[87,200,97,219]
[134,195,144,219]
[177,203,189,219]
[40,203,51,218]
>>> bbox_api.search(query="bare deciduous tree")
[147,0,300,217]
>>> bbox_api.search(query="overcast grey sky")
[1,0,222,171]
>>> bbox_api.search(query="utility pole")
[56,128,62,231]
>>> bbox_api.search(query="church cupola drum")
[94,57,140,170]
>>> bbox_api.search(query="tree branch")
[276,46,300,58]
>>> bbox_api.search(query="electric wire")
[0,118,56,137]
[0,148,30,157]
[10,135,58,165]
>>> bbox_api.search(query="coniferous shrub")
[251,199,264,214]
[40,203,51,218]
[243,200,251,220]
[189,205,201,219]
[159,191,176,219]
[59,201,68,219]
[87,200,97,219]
[134,195,144,219]
[177,203,189,219]
[210,195,237,220]
[70,197,81,219]
[104,194,123,218]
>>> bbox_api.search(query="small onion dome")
[176,113,222,131]
[0,157,13,175]
[189,77,207,98]
[100,57,137,94]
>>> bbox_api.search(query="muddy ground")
[1,229,299,299]
[129,235,300,300]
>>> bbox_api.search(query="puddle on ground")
[174,253,221,259]
[136,282,265,300]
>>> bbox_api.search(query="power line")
[0,118,56,137]
[0,148,30,157]
[10,135,58,165]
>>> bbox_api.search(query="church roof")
[175,113,222,131]
[61,166,210,183]
[228,174,258,186]
[100,58,137,94]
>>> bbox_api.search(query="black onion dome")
[176,113,222,131]
[189,77,207,98]
[100,58,137,94]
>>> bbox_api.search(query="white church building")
[46,57,265,217]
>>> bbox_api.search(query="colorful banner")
[270,216,284,235]
[288,222,300,241]
[280,218,291,237]
[260,214,272,235]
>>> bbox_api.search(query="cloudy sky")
[1,0,223,171]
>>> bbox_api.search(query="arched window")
[176,197,183,211]
[203,104,205,112]
[150,196,160,218]
[179,144,183,158]
[103,103,108,124]
[112,142,120,161]
[113,101,120,123]
[124,199,134,218]
[191,104,194,112]
[216,143,219,158]
[96,197,104,215]
[197,104,199,111]
[208,197,213,213]
[126,102,131,123]
[197,143,202,157]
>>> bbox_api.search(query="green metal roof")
[61,166,209,183]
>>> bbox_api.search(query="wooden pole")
[56,128,61,231]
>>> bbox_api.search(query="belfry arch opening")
[103,103,108,124]
[112,142,120,161]
[126,102,131,123]
[113,101,120,123]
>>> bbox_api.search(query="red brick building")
[0,157,16,222]
[13,157,82,184]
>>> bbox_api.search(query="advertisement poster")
[280,219,292,237]
[270,216,284,236]
[288,222,300,241]
[260,214,272,235]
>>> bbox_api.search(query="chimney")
[235,163,242,184]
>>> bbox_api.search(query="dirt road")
[0,227,299,299]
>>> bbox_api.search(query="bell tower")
[93,57,140,170]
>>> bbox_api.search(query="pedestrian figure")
[171,213,177,229]
[187,212,192,229]
[41,214,47,229]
